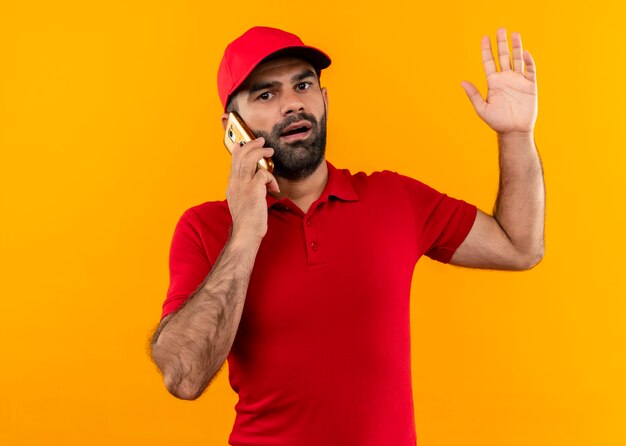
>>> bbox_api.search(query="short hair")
[225,95,239,113]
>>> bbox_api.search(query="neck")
[270,161,329,214]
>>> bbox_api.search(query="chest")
[237,198,419,343]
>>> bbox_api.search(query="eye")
[296,82,312,91]
[257,91,273,101]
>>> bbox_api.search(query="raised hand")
[461,28,538,135]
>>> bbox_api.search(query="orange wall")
[1,1,625,445]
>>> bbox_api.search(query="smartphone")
[224,112,274,174]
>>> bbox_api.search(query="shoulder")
[333,165,435,199]
[182,200,230,221]
[175,200,232,237]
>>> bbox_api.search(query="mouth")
[279,121,313,142]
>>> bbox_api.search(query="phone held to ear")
[224,112,274,174]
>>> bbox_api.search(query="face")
[223,58,329,181]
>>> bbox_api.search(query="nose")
[280,89,306,116]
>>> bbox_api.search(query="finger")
[230,136,265,163]
[461,80,485,117]
[231,137,269,177]
[481,35,497,77]
[496,27,511,71]
[523,50,537,84]
[254,168,280,193]
[239,147,274,179]
[511,32,523,73]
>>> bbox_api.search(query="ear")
[321,87,329,111]
[221,113,229,130]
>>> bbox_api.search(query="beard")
[254,110,327,181]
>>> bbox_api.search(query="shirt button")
[306,219,311,227]
[311,242,318,251]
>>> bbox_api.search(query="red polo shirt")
[161,161,477,446]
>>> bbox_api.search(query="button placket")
[303,213,320,264]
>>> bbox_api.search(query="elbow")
[517,246,545,270]
[167,385,203,401]
[151,347,211,401]
[163,373,208,401]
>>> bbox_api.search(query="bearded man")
[150,26,545,446]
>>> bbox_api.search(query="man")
[150,26,544,446]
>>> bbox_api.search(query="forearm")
[151,234,260,400]
[493,131,545,264]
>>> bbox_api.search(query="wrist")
[497,130,534,141]
[496,130,538,160]
[229,226,264,250]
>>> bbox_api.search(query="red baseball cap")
[217,26,331,111]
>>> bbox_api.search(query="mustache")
[270,113,319,139]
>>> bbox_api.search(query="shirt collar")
[322,160,359,202]
[266,160,359,209]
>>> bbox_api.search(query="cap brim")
[258,46,331,72]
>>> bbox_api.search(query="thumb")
[461,80,485,115]
[262,170,280,194]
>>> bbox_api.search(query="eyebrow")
[291,69,317,83]
[246,69,318,96]
[248,81,281,95]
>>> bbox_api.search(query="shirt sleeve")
[161,209,213,320]
[398,174,478,264]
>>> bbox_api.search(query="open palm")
[462,28,538,135]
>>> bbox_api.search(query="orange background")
[1,1,625,445]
